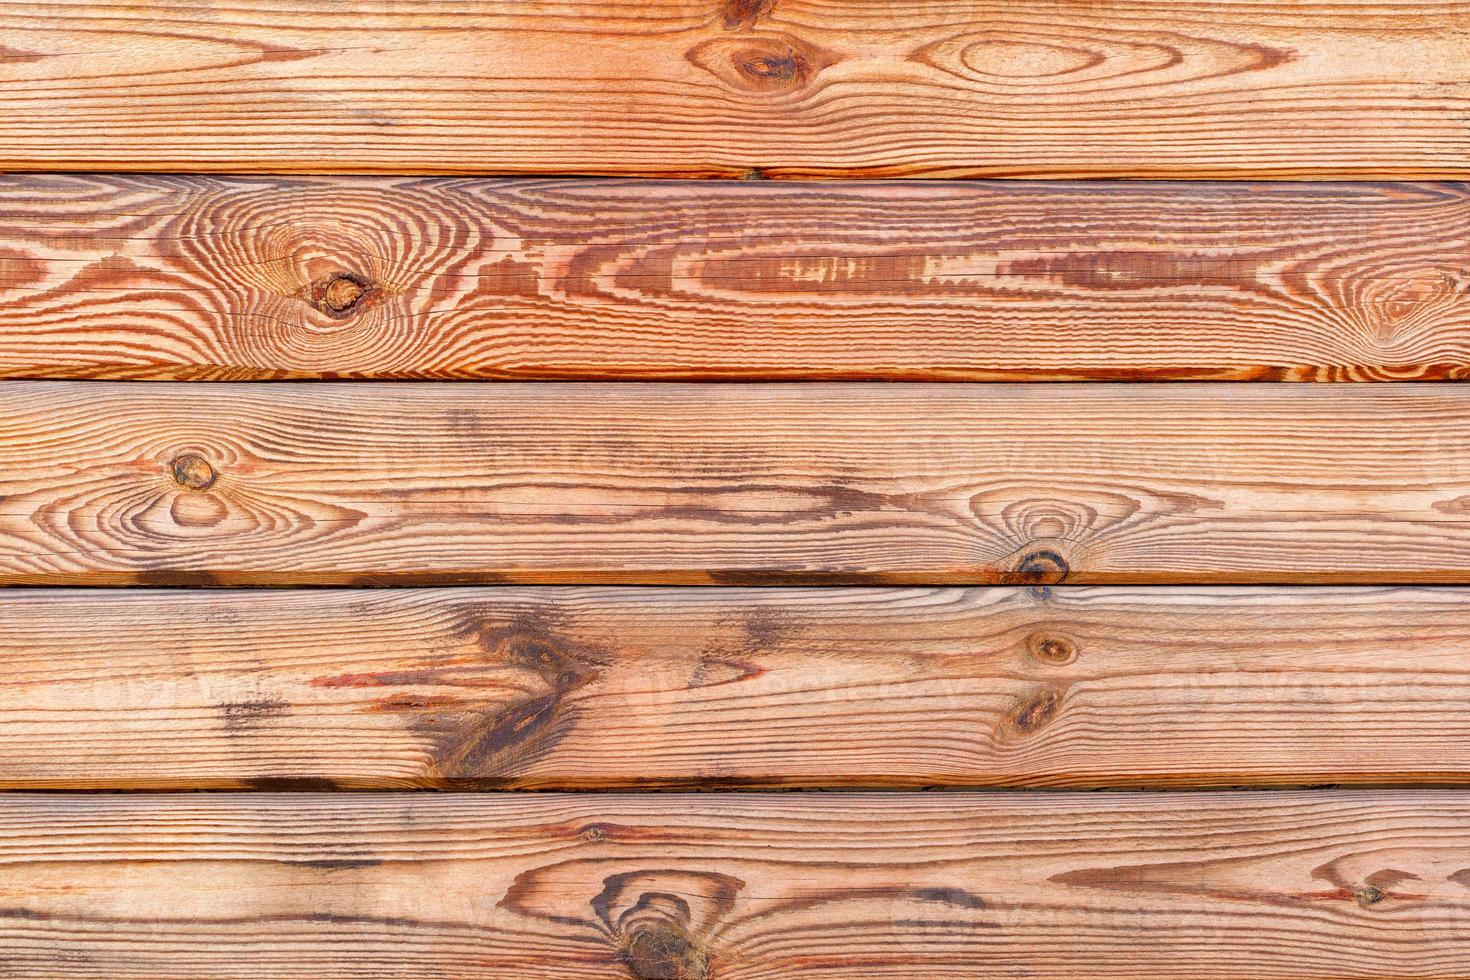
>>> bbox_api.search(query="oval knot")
[170,452,217,490]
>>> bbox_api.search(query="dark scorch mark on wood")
[217,697,289,732]
[315,610,610,783]
[438,635,601,778]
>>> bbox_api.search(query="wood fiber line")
[2,175,1468,380]
[1,1,1468,177]
[1,382,1470,585]
[0,791,1467,978]
[1,586,1469,789]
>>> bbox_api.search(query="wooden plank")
[3,586,1470,790]
[1,2,1467,178]
[3,382,1470,585]
[3,175,1469,381]
[0,791,1466,978]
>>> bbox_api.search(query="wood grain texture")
[1,791,1468,978]
[4,382,1470,585]
[2,586,1470,790]
[1,1,1468,178]
[3,175,1470,381]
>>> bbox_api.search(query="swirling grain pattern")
[1,382,1470,584]
[2,175,1469,379]
[2,586,1470,789]
[0,791,1467,978]
[0,1,1467,177]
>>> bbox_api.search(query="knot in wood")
[687,33,835,95]
[1015,548,1070,585]
[621,921,708,980]
[303,270,377,319]
[322,272,371,316]
[740,51,804,84]
[1027,632,1077,665]
[721,0,776,30]
[1004,686,1065,738]
[170,452,217,490]
[1356,886,1384,907]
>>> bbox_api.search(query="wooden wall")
[0,2,1468,977]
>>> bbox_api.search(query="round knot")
[323,273,369,314]
[1356,886,1384,907]
[621,922,708,980]
[324,276,364,311]
[308,271,376,319]
[170,453,217,490]
[1028,633,1077,665]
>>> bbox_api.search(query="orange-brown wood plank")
[3,176,1469,380]
[1,2,1468,178]
[3,586,1470,790]
[1,791,1467,978]
[2,382,1470,585]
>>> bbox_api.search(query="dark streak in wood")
[217,697,290,733]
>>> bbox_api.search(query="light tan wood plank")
[2,175,1468,380]
[2,2,1468,177]
[0,791,1467,978]
[1,586,1469,789]
[2,382,1470,585]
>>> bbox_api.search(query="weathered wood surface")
[2,586,1470,790]
[3,176,1469,381]
[2,2,1468,178]
[4,382,1470,585]
[2,791,1467,978]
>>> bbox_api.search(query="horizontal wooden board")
[1,791,1467,978]
[4,382,1470,585]
[3,586,1470,790]
[3,176,1469,381]
[1,2,1468,178]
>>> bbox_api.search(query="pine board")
[0,792,1466,978]
[2,1,1468,177]
[0,586,1467,789]
[2,175,1468,380]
